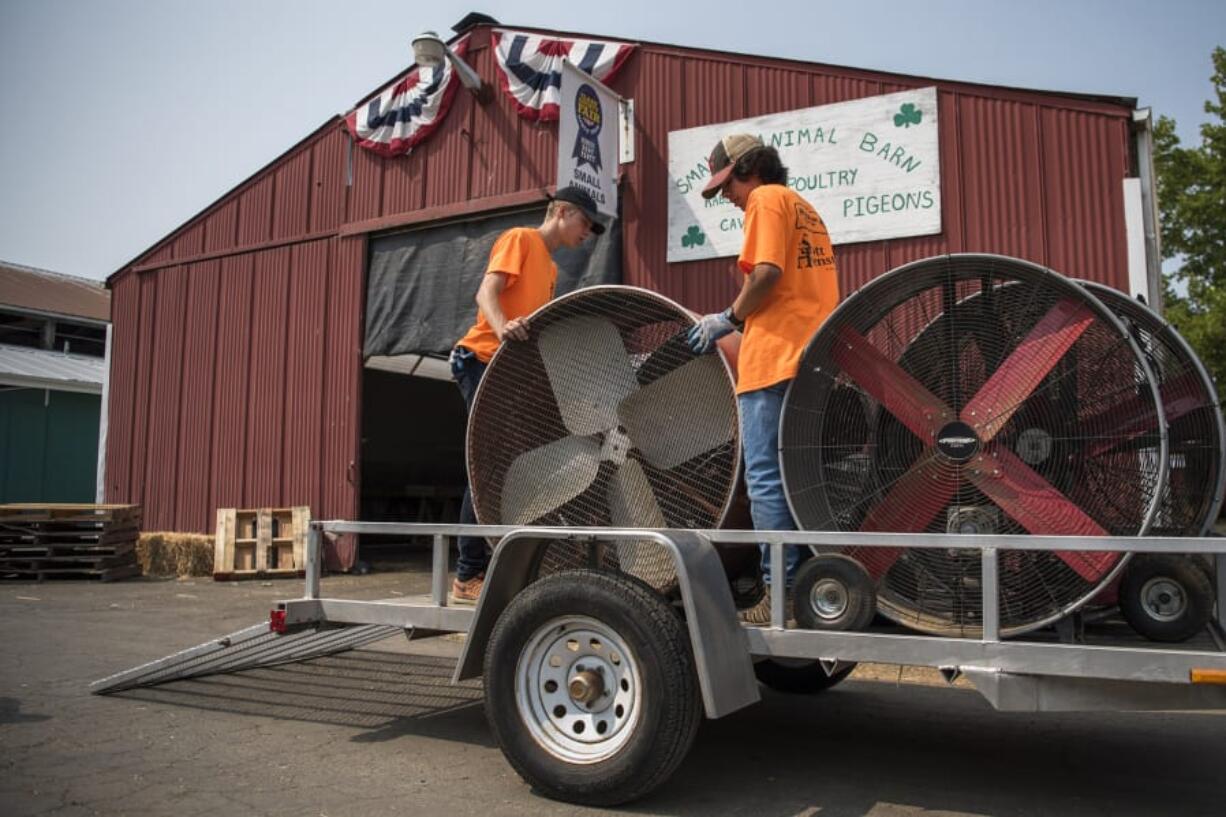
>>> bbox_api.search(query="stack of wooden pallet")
[0,504,142,581]
[213,506,309,580]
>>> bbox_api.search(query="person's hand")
[687,309,737,354]
[502,316,530,341]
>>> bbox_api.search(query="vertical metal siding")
[958,95,1046,262]
[623,52,685,302]
[310,128,348,233]
[173,224,205,261]
[244,247,291,507]
[236,174,275,246]
[380,144,427,216]
[175,259,221,532]
[143,265,188,531]
[420,89,474,210]
[272,149,312,240]
[283,240,329,511]
[127,273,159,511]
[469,44,522,199]
[104,275,140,503]
[204,200,239,254]
[321,236,364,568]
[1040,107,1129,288]
[349,140,385,223]
[210,254,254,513]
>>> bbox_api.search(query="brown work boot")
[739,586,796,626]
[450,574,485,605]
[739,592,773,626]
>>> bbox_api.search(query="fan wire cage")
[1081,281,1226,537]
[467,286,741,591]
[781,254,1168,637]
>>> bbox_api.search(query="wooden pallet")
[0,504,142,581]
[213,506,309,580]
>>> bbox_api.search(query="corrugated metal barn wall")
[106,234,363,534]
[106,26,1135,534]
[618,46,1132,308]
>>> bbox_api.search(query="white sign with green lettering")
[667,86,940,262]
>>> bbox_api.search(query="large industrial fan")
[1080,281,1224,641]
[1080,281,1225,536]
[780,254,1168,637]
[467,285,741,588]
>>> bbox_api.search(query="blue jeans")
[451,346,488,581]
[739,381,801,587]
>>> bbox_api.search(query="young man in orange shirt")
[688,134,840,624]
[450,186,606,604]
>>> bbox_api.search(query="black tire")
[1119,554,1214,642]
[483,569,702,806]
[792,554,877,631]
[754,658,855,693]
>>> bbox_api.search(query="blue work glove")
[687,308,739,354]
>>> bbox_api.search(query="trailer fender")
[453,528,761,719]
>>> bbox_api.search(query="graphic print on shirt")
[795,202,835,270]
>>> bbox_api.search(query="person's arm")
[730,262,782,322]
[475,272,530,341]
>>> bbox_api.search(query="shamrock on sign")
[894,102,923,128]
[681,225,706,248]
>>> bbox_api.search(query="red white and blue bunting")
[492,29,634,122]
[344,35,472,157]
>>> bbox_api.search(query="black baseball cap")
[549,185,607,234]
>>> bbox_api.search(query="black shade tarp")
[364,206,622,358]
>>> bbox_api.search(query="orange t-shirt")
[735,184,839,394]
[456,227,557,363]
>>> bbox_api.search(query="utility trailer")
[93,520,1226,806]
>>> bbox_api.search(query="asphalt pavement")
[3,558,1224,817]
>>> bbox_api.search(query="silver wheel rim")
[515,615,641,764]
[1140,577,1187,622]
[810,578,850,621]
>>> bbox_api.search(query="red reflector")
[269,609,287,634]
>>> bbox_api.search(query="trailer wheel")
[793,554,877,632]
[1119,554,1213,643]
[483,569,701,806]
[754,658,855,694]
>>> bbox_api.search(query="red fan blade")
[832,325,951,442]
[1077,371,1198,459]
[857,453,961,579]
[961,299,1095,442]
[967,444,1115,581]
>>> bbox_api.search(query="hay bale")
[137,532,215,577]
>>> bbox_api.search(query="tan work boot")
[739,592,773,626]
[450,574,485,606]
[739,586,797,626]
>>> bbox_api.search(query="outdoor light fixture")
[412,30,492,103]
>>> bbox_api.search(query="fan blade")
[618,356,736,470]
[538,316,640,436]
[1080,370,1202,460]
[607,459,675,586]
[831,325,951,442]
[960,298,1095,442]
[857,452,961,579]
[608,459,667,528]
[967,444,1115,581]
[500,435,602,525]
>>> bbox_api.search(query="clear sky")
[1,0,1222,281]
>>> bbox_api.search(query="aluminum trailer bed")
[92,520,1226,805]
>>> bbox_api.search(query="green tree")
[1153,46,1226,400]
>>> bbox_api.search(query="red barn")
[104,17,1159,568]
